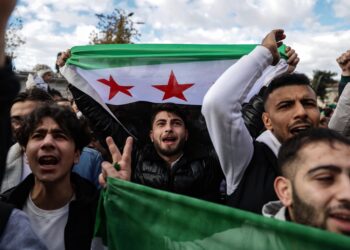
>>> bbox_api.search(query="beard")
[153,136,186,157]
[291,187,327,230]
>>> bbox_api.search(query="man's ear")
[262,112,273,130]
[149,130,154,143]
[185,129,188,141]
[274,176,293,207]
[73,150,80,164]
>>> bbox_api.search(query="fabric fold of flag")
[62,43,288,143]
[64,44,287,106]
[94,177,350,250]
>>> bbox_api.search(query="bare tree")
[5,15,25,58]
[90,9,141,44]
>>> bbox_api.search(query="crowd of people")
[1,0,350,249]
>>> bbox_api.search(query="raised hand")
[285,46,299,73]
[98,136,133,187]
[0,0,16,25]
[261,29,286,66]
[56,49,71,68]
[0,0,17,67]
[336,50,350,76]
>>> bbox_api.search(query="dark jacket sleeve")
[241,86,266,139]
[338,75,350,97]
[68,84,138,150]
[0,58,20,182]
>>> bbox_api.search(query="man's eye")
[304,101,317,107]
[31,133,43,139]
[54,133,68,140]
[174,122,183,126]
[278,103,292,109]
[315,175,334,183]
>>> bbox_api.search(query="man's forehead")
[11,100,41,116]
[34,117,62,131]
[297,141,350,171]
[267,85,316,103]
[154,111,183,121]
[271,84,315,98]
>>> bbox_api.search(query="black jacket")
[134,144,223,202]
[69,85,224,202]
[0,173,99,250]
[227,141,279,214]
[0,57,20,180]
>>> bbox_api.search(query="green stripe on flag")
[94,177,350,250]
[67,44,288,69]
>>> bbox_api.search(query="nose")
[293,101,307,119]
[335,175,350,202]
[41,134,55,149]
[164,122,172,132]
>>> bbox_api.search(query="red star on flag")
[152,70,194,101]
[97,75,134,100]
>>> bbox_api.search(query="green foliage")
[5,16,25,58]
[311,70,337,101]
[89,9,140,44]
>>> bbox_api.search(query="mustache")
[327,202,350,214]
[290,119,312,127]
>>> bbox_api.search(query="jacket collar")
[256,130,281,156]
[262,200,287,221]
[2,172,97,209]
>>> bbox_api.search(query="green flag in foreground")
[94,178,350,250]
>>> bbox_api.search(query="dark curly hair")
[150,103,188,128]
[17,103,91,152]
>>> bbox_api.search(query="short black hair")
[150,103,188,128]
[12,88,53,106]
[48,88,63,98]
[277,128,350,177]
[17,104,91,152]
[56,97,70,103]
[263,73,313,107]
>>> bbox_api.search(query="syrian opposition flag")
[62,44,256,106]
[61,44,289,140]
[92,177,350,250]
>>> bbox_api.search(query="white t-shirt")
[23,195,73,250]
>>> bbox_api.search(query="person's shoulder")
[81,147,100,156]
[71,172,99,196]
[80,147,102,161]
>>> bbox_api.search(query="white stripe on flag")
[75,60,237,105]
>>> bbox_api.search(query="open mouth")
[329,211,350,233]
[162,136,177,143]
[289,125,311,135]
[38,155,59,165]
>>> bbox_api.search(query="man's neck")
[31,176,74,210]
[159,153,183,167]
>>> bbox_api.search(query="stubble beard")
[154,137,186,157]
[291,187,327,230]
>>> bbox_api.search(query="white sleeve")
[202,46,273,195]
[329,83,350,138]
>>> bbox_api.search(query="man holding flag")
[58,45,226,202]
[202,29,319,214]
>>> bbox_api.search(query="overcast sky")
[11,0,350,78]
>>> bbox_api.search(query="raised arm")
[58,51,136,150]
[99,136,133,187]
[336,50,350,96]
[329,50,350,137]
[201,29,285,195]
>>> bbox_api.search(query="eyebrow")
[306,165,342,176]
[277,97,316,105]
[33,128,66,134]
